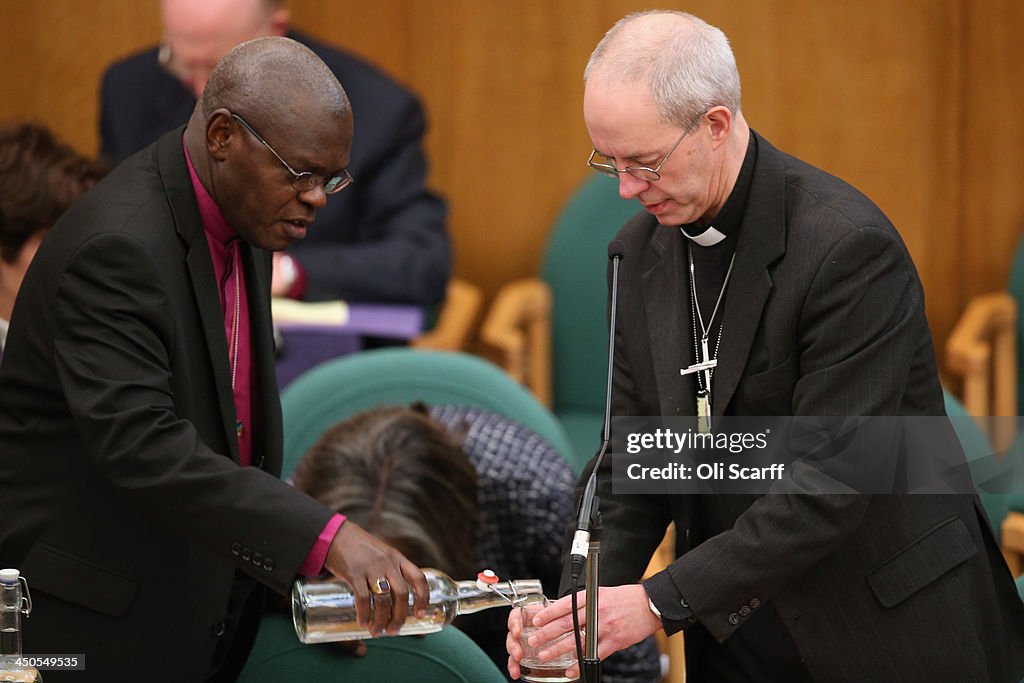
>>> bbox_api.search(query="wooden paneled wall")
[1,1,1021,371]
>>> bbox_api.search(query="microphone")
[570,239,626,580]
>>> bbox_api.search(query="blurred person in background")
[100,0,450,306]
[0,122,106,355]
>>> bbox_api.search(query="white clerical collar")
[680,225,727,247]
[0,317,8,351]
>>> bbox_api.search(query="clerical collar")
[682,225,726,246]
[680,130,757,247]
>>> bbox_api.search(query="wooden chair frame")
[946,290,1023,576]
[946,291,1017,421]
[412,278,484,351]
[479,278,553,407]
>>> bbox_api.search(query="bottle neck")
[454,579,544,615]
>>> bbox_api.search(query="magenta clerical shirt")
[184,142,343,576]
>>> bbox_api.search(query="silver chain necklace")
[687,243,735,430]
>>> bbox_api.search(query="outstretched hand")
[324,520,430,637]
[506,585,661,680]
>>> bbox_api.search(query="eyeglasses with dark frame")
[230,113,354,195]
[587,109,709,182]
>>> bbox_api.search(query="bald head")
[183,36,354,251]
[585,10,741,128]
[196,36,350,129]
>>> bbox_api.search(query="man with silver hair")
[508,10,1024,682]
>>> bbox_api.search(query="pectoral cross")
[681,337,715,433]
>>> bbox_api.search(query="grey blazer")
[570,132,1024,681]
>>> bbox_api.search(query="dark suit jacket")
[0,129,336,681]
[99,31,450,306]
[572,132,1024,681]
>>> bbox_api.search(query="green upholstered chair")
[248,348,569,681]
[481,174,640,470]
[946,232,1024,417]
[280,347,574,480]
[944,391,1011,544]
[946,242,1024,575]
[480,176,688,682]
[1009,239,1024,415]
[238,612,506,683]
[942,394,1023,683]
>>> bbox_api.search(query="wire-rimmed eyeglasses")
[587,109,708,182]
[231,113,353,195]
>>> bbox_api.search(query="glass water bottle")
[0,569,41,683]
[293,568,543,643]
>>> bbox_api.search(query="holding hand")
[324,520,430,638]
[506,584,662,680]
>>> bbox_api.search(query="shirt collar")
[183,138,236,246]
[681,225,727,247]
[680,130,757,247]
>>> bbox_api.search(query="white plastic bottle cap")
[0,568,20,583]
[476,569,499,591]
